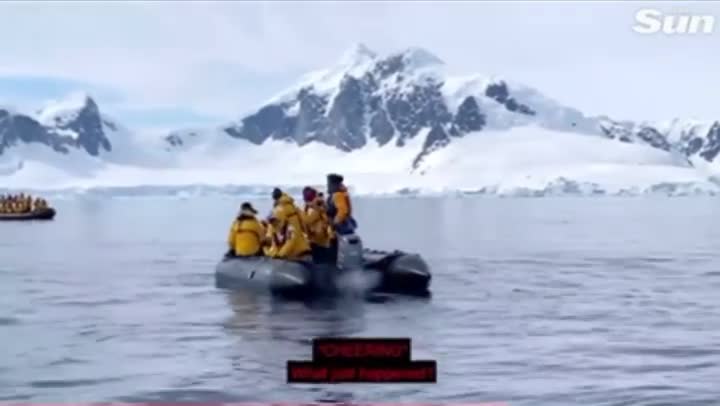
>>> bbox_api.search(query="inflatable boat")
[0,207,56,221]
[215,244,431,298]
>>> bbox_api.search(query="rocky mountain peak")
[0,92,113,157]
[36,92,97,127]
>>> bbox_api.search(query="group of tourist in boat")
[0,193,50,214]
[226,173,357,265]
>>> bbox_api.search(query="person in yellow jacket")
[263,215,312,261]
[265,188,311,261]
[325,174,359,265]
[326,174,357,235]
[301,186,334,264]
[271,188,306,233]
[226,202,266,257]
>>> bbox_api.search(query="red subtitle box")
[287,360,436,383]
[312,338,411,365]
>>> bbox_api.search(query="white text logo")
[633,9,715,34]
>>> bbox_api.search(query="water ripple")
[2,197,720,404]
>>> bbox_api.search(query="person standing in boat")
[226,202,266,258]
[326,174,357,235]
[301,186,334,264]
[325,173,359,266]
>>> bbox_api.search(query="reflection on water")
[223,291,369,344]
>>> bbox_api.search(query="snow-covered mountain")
[2,44,720,196]
[1,92,114,157]
[163,44,720,173]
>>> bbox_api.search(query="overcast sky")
[0,1,718,132]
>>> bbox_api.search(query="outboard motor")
[336,233,364,271]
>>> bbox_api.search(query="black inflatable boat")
[214,248,431,298]
[0,207,56,221]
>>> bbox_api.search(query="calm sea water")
[2,196,720,405]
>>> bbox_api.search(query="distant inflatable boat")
[215,248,431,298]
[0,207,56,221]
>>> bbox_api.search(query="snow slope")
[3,125,718,197]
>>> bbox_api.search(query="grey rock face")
[368,109,395,146]
[224,104,289,144]
[412,125,451,169]
[0,111,71,155]
[599,119,670,151]
[54,97,112,156]
[293,89,328,145]
[200,50,495,167]
[453,96,486,133]
[635,127,670,152]
[485,81,536,116]
[165,134,184,147]
[697,122,720,162]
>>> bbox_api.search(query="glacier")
[2,44,720,198]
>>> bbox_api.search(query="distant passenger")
[301,186,333,264]
[11,197,20,213]
[226,202,265,257]
[35,198,48,211]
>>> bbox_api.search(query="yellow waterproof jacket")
[273,194,307,234]
[330,188,351,225]
[267,194,311,260]
[228,216,265,256]
[302,198,332,248]
[263,220,311,260]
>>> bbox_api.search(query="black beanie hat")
[327,173,344,184]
